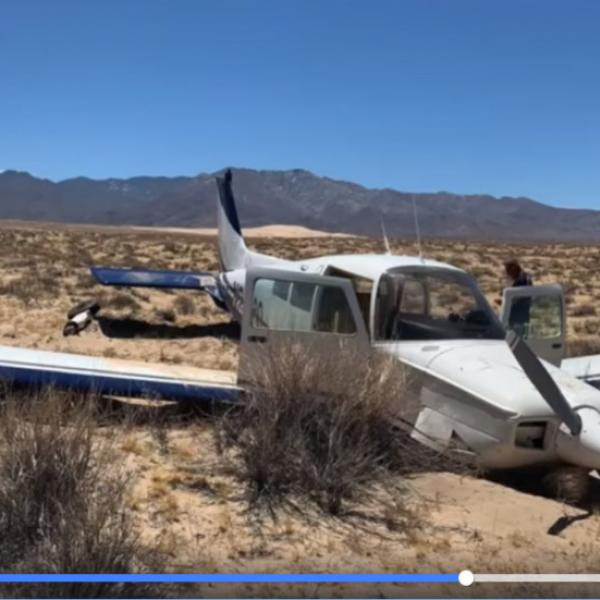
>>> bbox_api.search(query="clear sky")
[1,0,599,208]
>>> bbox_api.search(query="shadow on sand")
[488,467,600,535]
[96,317,240,341]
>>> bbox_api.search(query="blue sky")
[1,0,599,208]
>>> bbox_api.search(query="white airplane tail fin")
[216,169,249,271]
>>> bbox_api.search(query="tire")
[63,322,79,337]
[542,466,590,504]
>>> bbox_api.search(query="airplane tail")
[216,169,249,271]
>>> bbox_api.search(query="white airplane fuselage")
[215,247,600,472]
[81,169,600,476]
[380,339,600,470]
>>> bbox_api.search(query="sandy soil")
[116,422,600,598]
[0,219,354,239]
[132,224,355,238]
[1,222,600,597]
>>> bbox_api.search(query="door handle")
[552,343,562,349]
[248,335,267,344]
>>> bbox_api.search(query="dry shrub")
[567,338,600,358]
[0,390,157,598]
[572,304,596,317]
[74,271,97,290]
[172,295,196,316]
[584,319,600,335]
[109,291,142,312]
[156,308,177,323]
[216,343,460,516]
[0,272,61,305]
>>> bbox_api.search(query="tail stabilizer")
[216,169,249,271]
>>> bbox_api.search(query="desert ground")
[2,221,600,598]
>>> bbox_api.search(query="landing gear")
[63,301,100,337]
[542,466,590,505]
[488,464,592,505]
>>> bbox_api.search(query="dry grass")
[172,295,196,316]
[0,223,598,595]
[216,343,468,518]
[0,389,160,598]
[0,223,597,365]
[0,224,236,369]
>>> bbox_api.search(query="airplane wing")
[90,266,226,310]
[0,344,240,403]
[561,354,600,390]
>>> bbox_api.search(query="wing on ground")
[0,344,240,403]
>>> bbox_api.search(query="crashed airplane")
[5,169,600,492]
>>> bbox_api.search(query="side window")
[273,280,291,300]
[251,278,356,335]
[251,279,293,329]
[288,281,315,331]
[313,286,356,334]
[510,294,562,339]
[290,282,315,311]
[399,279,426,314]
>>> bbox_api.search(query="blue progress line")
[0,573,459,584]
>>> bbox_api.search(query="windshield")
[375,267,505,341]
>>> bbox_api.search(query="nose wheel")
[542,466,590,505]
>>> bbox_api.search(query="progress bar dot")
[459,570,474,586]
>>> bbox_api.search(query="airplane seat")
[332,311,340,333]
[314,287,355,334]
[384,281,404,339]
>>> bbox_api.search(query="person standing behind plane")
[502,258,533,335]
[504,258,533,288]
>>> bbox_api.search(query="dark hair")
[504,258,521,271]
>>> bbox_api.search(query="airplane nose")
[556,406,600,469]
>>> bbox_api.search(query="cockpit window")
[428,277,478,319]
[376,267,505,341]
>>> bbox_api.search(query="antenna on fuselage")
[380,217,392,255]
[411,194,424,263]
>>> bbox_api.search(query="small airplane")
[8,170,600,497]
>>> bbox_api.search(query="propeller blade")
[506,330,582,436]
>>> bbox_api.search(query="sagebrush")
[216,343,464,516]
[0,390,158,598]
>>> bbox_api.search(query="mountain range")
[0,168,598,242]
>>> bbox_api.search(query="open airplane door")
[500,284,565,366]
[239,267,370,386]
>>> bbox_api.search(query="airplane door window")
[251,278,357,335]
[313,286,357,334]
[513,294,562,340]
